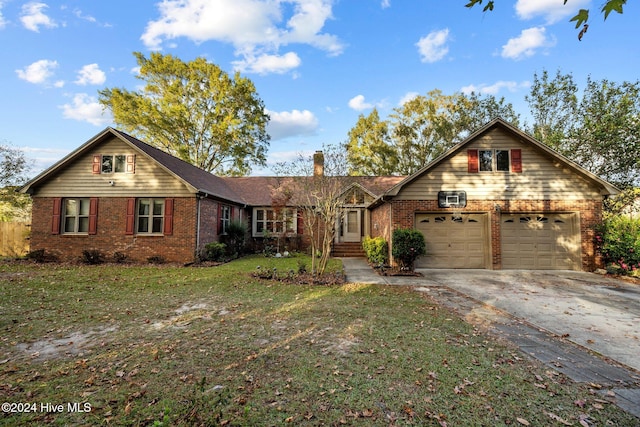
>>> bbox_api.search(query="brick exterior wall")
[31,197,198,263]
[373,199,603,271]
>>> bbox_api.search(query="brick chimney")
[313,150,324,177]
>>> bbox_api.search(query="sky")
[1,0,638,176]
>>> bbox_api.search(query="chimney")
[313,150,324,177]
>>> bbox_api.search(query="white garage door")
[415,213,489,268]
[501,213,581,270]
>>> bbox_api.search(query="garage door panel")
[416,213,489,269]
[501,213,580,270]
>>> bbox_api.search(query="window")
[63,198,90,233]
[253,208,297,236]
[93,154,135,174]
[479,150,493,172]
[101,155,113,173]
[137,198,164,234]
[479,150,510,172]
[220,205,231,234]
[468,149,522,173]
[115,155,127,173]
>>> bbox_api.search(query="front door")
[343,209,361,242]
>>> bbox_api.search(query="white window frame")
[100,154,129,174]
[479,149,511,172]
[137,198,165,234]
[220,205,231,235]
[252,207,297,237]
[62,198,90,234]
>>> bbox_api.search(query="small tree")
[392,228,426,271]
[1,142,32,222]
[274,145,349,275]
[224,220,247,258]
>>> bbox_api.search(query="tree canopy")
[525,70,640,188]
[99,52,270,176]
[465,0,628,40]
[0,142,31,221]
[345,91,520,176]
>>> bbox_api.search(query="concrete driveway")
[342,258,640,372]
[415,269,640,373]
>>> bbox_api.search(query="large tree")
[99,52,270,176]
[0,142,31,221]
[345,90,519,176]
[465,0,628,40]
[526,71,640,188]
[345,108,397,176]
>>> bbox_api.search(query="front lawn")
[0,255,635,426]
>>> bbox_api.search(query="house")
[368,118,619,271]
[20,118,618,270]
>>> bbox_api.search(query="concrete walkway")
[341,258,640,418]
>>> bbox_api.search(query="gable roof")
[20,127,245,205]
[377,117,620,202]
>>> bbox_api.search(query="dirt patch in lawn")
[13,325,117,361]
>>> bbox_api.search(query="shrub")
[147,255,166,264]
[223,220,247,258]
[392,228,426,271]
[204,242,227,262]
[81,249,104,265]
[26,249,56,263]
[595,215,640,275]
[112,251,128,264]
[362,236,388,266]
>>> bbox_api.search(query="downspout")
[196,193,203,255]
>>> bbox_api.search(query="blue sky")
[1,0,638,176]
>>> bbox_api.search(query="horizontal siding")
[396,128,602,200]
[33,136,194,197]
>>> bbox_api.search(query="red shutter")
[297,210,303,235]
[126,155,136,173]
[88,198,99,235]
[52,198,62,234]
[92,155,101,174]
[467,149,479,173]
[163,198,174,235]
[125,198,136,235]
[511,149,522,173]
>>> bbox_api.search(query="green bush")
[223,220,247,258]
[205,242,227,262]
[392,228,426,270]
[81,249,104,265]
[362,236,388,266]
[595,215,640,275]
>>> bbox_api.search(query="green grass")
[0,255,636,426]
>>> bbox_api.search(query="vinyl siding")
[32,136,194,197]
[396,128,602,200]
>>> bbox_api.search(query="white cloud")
[460,80,530,95]
[141,0,343,74]
[398,92,419,106]
[75,64,106,85]
[266,109,319,140]
[381,0,391,9]
[416,29,450,63]
[501,27,555,60]
[233,52,301,74]
[515,0,589,24]
[16,59,58,84]
[60,93,111,126]
[0,1,7,29]
[348,95,375,111]
[20,2,57,32]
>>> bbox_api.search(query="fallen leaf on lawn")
[592,403,604,409]
[545,410,572,425]
[574,399,586,408]
[362,409,373,417]
[516,417,530,426]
